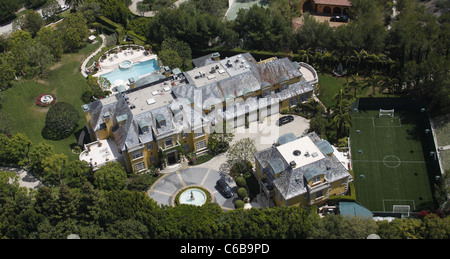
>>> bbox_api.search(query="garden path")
[80,34,106,77]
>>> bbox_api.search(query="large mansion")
[80,52,318,173]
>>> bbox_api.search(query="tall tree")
[93,162,127,191]
[43,102,81,140]
[332,99,352,138]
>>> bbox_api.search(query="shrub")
[234,199,245,209]
[237,187,248,199]
[231,160,253,178]
[43,102,80,140]
[235,176,246,188]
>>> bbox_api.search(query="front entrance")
[167,151,177,165]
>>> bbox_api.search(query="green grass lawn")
[350,110,436,212]
[316,73,346,108]
[2,41,101,161]
[317,73,402,110]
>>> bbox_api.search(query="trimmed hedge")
[95,16,148,45]
[237,187,248,200]
[234,200,245,209]
[235,177,246,188]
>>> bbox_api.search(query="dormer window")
[312,175,321,185]
[138,119,150,134]
[155,114,166,128]
[165,138,173,147]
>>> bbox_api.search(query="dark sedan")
[216,178,233,198]
[330,14,349,22]
[278,115,294,126]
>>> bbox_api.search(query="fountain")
[36,94,56,107]
[40,95,54,104]
[177,187,208,206]
[333,62,347,77]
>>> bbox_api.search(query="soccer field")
[350,109,436,212]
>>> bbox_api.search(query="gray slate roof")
[254,132,351,201]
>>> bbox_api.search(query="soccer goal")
[379,109,394,118]
[393,205,410,217]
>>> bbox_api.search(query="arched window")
[323,6,331,14]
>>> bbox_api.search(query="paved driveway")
[147,167,239,210]
[147,113,309,209]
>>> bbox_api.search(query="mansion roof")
[83,52,316,153]
[313,0,352,6]
[254,132,351,201]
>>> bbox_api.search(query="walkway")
[147,113,311,209]
[1,167,42,190]
[440,145,450,151]
[147,167,242,210]
[80,34,106,77]
[128,0,189,17]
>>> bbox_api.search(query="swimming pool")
[100,58,160,85]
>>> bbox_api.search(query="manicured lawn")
[350,109,436,212]
[317,73,401,110]
[2,41,101,161]
[316,73,346,108]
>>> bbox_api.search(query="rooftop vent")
[293,150,301,156]
[289,161,296,168]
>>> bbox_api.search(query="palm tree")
[333,86,352,107]
[332,99,352,138]
[298,48,314,64]
[344,75,366,98]
[351,49,368,74]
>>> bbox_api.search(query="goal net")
[393,205,410,217]
[379,109,394,118]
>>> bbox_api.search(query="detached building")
[301,0,352,15]
[254,132,351,207]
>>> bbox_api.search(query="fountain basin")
[175,186,212,206]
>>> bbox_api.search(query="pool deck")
[92,46,159,92]
[96,50,158,78]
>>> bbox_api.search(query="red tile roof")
[313,0,352,6]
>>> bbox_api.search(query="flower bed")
[35,94,57,107]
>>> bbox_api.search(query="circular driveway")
[147,167,238,210]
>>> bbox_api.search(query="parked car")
[60,5,69,12]
[330,14,349,22]
[278,115,294,126]
[216,178,233,198]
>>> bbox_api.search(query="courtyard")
[147,113,311,209]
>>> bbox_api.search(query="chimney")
[82,104,91,125]
[290,161,296,168]
[103,112,112,130]
[211,52,220,61]
[116,114,128,127]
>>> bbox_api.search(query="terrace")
[79,138,123,171]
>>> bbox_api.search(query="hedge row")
[95,15,148,45]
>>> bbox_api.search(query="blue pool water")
[101,58,160,84]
